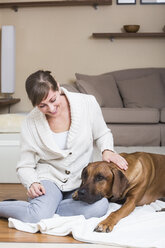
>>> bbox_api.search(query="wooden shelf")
[0,98,20,107]
[0,0,112,11]
[92,32,165,40]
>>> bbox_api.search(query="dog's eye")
[95,173,105,182]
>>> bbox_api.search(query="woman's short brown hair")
[25,70,58,106]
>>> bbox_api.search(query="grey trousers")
[0,180,109,223]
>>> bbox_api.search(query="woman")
[0,70,128,223]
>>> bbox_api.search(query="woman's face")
[37,88,62,118]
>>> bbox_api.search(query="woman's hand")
[27,182,46,199]
[102,150,128,170]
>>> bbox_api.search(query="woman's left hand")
[102,150,128,170]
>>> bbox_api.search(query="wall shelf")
[0,98,20,113]
[0,0,112,11]
[92,32,165,40]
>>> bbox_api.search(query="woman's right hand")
[27,182,46,198]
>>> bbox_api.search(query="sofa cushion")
[75,80,104,107]
[108,124,160,146]
[75,73,123,108]
[160,124,165,146]
[160,108,165,123]
[102,108,159,124]
[61,84,80,93]
[117,73,165,109]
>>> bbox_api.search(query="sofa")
[63,68,165,154]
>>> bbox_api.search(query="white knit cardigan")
[16,88,114,191]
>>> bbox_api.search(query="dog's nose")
[78,188,86,197]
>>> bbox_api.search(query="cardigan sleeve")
[16,119,40,189]
[89,96,114,153]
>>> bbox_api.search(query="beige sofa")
[63,68,165,153]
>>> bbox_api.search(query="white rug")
[8,200,165,248]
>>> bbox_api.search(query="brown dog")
[73,152,165,232]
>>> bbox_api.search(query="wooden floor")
[0,184,81,243]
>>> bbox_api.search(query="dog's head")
[72,161,129,204]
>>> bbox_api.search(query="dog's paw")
[72,190,79,200]
[94,220,114,233]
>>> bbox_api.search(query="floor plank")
[0,184,81,243]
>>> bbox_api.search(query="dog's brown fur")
[73,152,165,232]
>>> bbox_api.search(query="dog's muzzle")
[72,188,103,204]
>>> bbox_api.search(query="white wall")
[0,0,165,112]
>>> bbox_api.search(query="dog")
[72,152,165,232]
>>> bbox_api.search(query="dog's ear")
[111,169,128,200]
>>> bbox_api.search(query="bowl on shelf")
[123,25,140,33]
